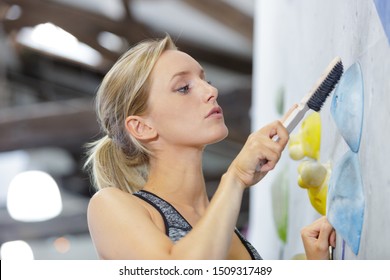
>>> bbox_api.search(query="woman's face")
[146,50,228,148]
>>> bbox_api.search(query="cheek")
[157,99,199,124]
[158,102,196,121]
[151,104,201,135]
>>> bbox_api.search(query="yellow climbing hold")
[308,183,328,216]
[297,160,330,215]
[297,160,327,189]
[288,112,321,160]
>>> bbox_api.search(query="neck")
[143,145,209,210]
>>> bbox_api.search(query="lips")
[205,106,223,118]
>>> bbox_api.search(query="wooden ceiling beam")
[121,0,132,19]
[173,39,252,74]
[0,98,99,153]
[2,0,149,62]
[2,0,252,73]
[182,0,253,41]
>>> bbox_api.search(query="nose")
[204,81,218,103]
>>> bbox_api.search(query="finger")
[270,121,290,147]
[254,144,279,173]
[301,224,319,240]
[259,148,283,172]
[276,126,289,147]
[329,229,336,248]
[252,125,285,152]
[252,121,288,172]
[301,216,326,239]
[317,219,334,246]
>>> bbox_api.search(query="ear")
[125,116,157,141]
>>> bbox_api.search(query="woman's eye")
[177,85,190,94]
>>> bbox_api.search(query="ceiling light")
[98,31,127,53]
[16,22,103,67]
[0,240,34,260]
[7,170,62,222]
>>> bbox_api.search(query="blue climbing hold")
[331,62,364,153]
[327,151,365,255]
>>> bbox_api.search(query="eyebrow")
[170,68,205,82]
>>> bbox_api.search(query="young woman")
[85,35,335,260]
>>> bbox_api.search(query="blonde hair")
[85,35,177,193]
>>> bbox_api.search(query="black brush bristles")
[307,58,344,112]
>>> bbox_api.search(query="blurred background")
[0,0,254,259]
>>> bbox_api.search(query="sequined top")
[133,190,262,260]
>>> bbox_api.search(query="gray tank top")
[133,190,262,260]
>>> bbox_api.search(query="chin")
[209,126,229,144]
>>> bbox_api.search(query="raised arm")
[88,120,289,259]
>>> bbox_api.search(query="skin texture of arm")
[87,170,246,259]
[87,120,289,260]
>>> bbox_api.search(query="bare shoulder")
[87,188,150,259]
[89,187,140,208]
[87,187,149,223]
[87,188,171,259]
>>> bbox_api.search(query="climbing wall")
[248,0,390,259]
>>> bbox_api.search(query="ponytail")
[85,35,177,193]
[85,135,148,193]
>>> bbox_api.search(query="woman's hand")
[227,120,289,189]
[301,216,336,260]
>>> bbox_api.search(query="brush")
[257,56,344,171]
[280,56,344,135]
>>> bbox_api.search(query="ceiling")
[0,0,254,259]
